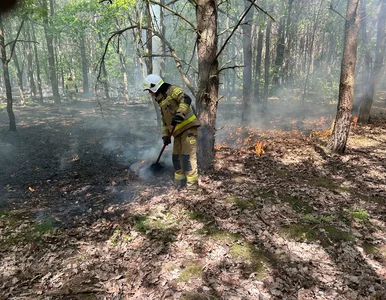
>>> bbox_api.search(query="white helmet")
[142,74,164,93]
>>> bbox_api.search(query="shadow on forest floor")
[0,96,385,299]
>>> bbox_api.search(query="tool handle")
[155,126,176,164]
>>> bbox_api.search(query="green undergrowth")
[308,178,351,192]
[280,194,313,214]
[226,196,257,210]
[199,225,271,279]
[0,210,55,248]
[363,243,386,261]
[133,212,179,243]
[178,260,203,283]
[280,222,354,245]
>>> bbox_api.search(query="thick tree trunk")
[241,0,253,125]
[196,0,219,171]
[358,0,386,124]
[328,0,361,153]
[0,15,16,131]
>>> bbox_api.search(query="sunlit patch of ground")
[0,95,386,299]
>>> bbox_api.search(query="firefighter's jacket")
[155,85,200,137]
[66,80,77,92]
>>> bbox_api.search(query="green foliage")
[178,261,203,282]
[303,214,332,224]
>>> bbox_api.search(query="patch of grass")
[188,211,206,221]
[280,223,354,245]
[34,219,54,234]
[363,243,386,260]
[110,228,131,247]
[178,261,203,282]
[279,224,319,242]
[226,196,255,210]
[349,209,370,221]
[303,214,332,224]
[280,195,313,214]
[133,214,178,243]
[322,225,354,243]
[134,215,149,233]
[309,178,350,192]
[200,226,239,243]
[231,243,268,279]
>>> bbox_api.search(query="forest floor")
[0,93,385,300]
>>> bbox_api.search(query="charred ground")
[0,94,385,299]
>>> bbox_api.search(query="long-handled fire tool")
[149,125,176,172]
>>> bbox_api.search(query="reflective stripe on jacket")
[157,85,200,137]
[66,81,76,92]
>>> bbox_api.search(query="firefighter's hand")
[171,113,184,126]
[162,136,171,145]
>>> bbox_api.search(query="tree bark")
[80,35,90,95]
[254,27,263,104]
[328,0,361,153]
[263,11,272,113]
[241,0,253,125]
[358,0,386,124]
[31,22,43,102]
[42,0,60,104]
[196,0,219,171]
[0,15,16,131]
[26,24,37,99]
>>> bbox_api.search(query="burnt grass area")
[0,95,386,299]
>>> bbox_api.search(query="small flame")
[352,116,358,126]
[254,141,265,156]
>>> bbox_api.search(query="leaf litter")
[0,97,385,299]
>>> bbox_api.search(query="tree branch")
[7,18,25,63]
[329,1,348,20]
[216,0,258,61]
[148,0,196,32]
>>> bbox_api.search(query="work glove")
[162,136,171,145]
[171,113,184,126]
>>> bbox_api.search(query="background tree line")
[1,0,385,170]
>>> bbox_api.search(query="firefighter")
[65,76,77,101]
[143,74,201,191]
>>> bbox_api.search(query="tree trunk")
[358,0,386,124]
[12,47,25,104]
[196,0,219,171]
[97,31,110,99]
[254,28,263,104]
[328,0,361,153]
[0,15,16,131]
[273,16,285,88]
[241,0,253,125]
[80,35,90,95]
[42,0,60,104]
[31,22,43,102]
[263,11,272,113]
[26,24,37,99]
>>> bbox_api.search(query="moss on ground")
[280,195,313,214]
[279,223,353,245]
[178,261,203,282]
[133,213,178,242]
[226,196,256,210]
